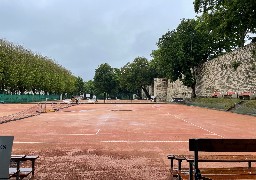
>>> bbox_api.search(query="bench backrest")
[189,138,256,180]
[0,136,14,179]
[189,138,256,152]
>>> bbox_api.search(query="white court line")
[101,140,188,143]
[96,129,100,135]
[173,115,224,138]
[59,134,95,136]
[14,142,43,144]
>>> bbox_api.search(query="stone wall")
[166,79,192,101]
[196,43,256,97]
[154,43,256,101]
[153,78,168,102]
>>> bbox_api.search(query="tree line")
[88,57,156,100]
[0,39,83,96]
[88,0,256,99]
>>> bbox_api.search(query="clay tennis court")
[1,102,256,179]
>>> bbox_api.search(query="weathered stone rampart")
[154,43,256,101]
[196,43,256,96]
[153,78,168,102]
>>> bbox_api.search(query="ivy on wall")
[231,61,242,71]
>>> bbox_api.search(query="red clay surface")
[1,103,256,179]
[0,104,35,116]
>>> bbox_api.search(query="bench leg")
[16,161,20,180]
[248,161,252,168]
[32,160,35,176]
[189,162,193,180]
[170,158,174,170]
[178,160,182,180]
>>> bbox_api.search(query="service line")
[14,141,44,144]
[59,134,95,136]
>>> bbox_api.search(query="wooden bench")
[10,155,39,179]
[189,138,256,180]
[168,154,256,180]
[0,136,39,180]
[167,154,188,179]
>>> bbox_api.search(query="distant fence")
[0,94,60,103]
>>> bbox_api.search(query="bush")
[231,100,256,115]
[185,98,241,111]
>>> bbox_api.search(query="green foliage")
[185,98,256,116]
[0,39,77,95]
[197,14,235,57]
[119,57,153,99]
[93,63,118,97]
[150,49,167,78]
[186,97,241,111]
[74,76,85,95]
[194,0,256,47]
[231,100,256,116]
[92,58,154,99]
[231,61,242,71]
[84,80,96,97]
[154,19,210,97]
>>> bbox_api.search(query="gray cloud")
[0,0,195,80]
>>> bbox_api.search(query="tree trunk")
[191,83,196,98]
[19,87,25,95]
[141,86,151,99]
[32,88,36,94]
[136,89,142,99]
[190,67,197,98]
[237,27,247,47]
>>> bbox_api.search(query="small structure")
[224,91,237,98]
[239,92,256,100]
[211,91,222,98]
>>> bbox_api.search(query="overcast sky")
[0,0,196,81]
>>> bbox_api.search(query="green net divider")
[0,94,60,103]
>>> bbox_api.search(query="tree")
[156,19,210,98]
[119,57,153,99]
[94,63,117,99]
[74,76,85,95]
[0,39,77,95]
[84,80,96,98]
[194,0,256,47]
[150,49,166,78]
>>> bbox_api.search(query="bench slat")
[201,174,256,179]
[200,167,256,174]
[189,139,256,152]
[9,167,33,177]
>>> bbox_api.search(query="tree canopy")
[0,39,77,95]
[119,57,154,99]
[93,63,118,98]
[194,0,256,47]
[154,19,210,97]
